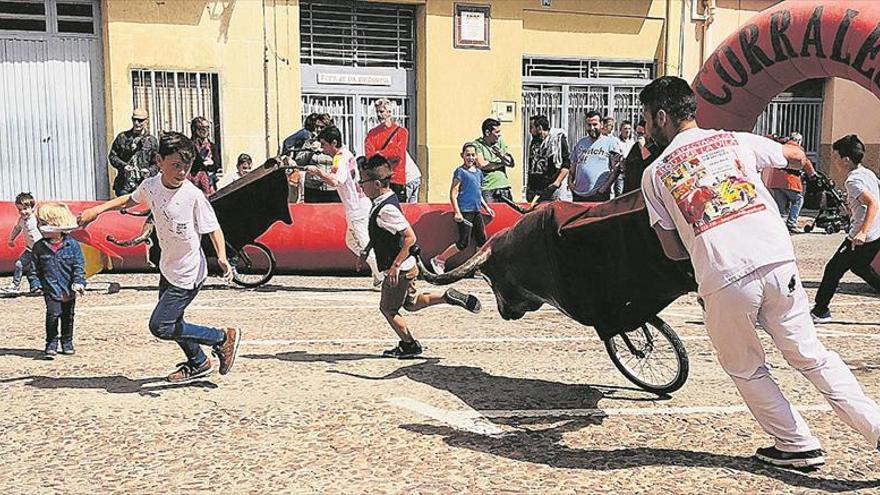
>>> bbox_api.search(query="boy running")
[430,143,495,274]
[80,132,241,383]
[358,155,482,359]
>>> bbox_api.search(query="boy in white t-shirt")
[812,134,880,322]
[306,125,382,287]
[5,192,42,293]
[80,132,241,384]
[639,77,880,469]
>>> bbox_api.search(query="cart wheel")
[803,224,813,233]
[604,316,689,395]
[231,242,276,288]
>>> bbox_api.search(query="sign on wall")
[454,4,490,50]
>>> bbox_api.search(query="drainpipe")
[262,0,272,157]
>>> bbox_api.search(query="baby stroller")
[803,171,851,234]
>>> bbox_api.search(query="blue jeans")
[45,296,75,344]
[771,188,803,230]
[13,249,40,290]
[148,276,225,366]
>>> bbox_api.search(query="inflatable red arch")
[694,0,880,130]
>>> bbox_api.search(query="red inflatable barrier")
[0,201,528,275]
[693,0,880,131]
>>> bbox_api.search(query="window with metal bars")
[523,57,654,80]
[300,0,416,69]
[131,69,222,146]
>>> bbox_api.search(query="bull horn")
[411,244,491,285]
[106,220,155,247]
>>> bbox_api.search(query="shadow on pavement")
[0,348,45,359]
[403,422,878,492]
[0,375,217,397]
[802,280,880,297]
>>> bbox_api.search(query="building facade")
[0,0,876,201]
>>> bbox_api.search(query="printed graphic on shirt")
[656,133,763,235]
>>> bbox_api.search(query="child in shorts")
[32,202,85,357]
[358,154,482,359]
[5,192,42,294]
[79,132,241,383]
[430,142,495,274]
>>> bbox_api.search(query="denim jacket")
[33,235,86,301]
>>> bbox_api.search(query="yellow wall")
[102,0,298,186]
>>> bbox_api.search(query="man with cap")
[109,108,159,197]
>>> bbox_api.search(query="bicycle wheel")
[231,242,276,288]
[604,316,689,395]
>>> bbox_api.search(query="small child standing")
[5,192,43,294]
[430,142,495,274]
[358,155,482,359]
[32,202,85,357]
[80,132,241,383]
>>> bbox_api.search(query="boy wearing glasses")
[358,155,482,359]
[108,108,158,197]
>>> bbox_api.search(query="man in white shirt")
[307,126,382,287]
[812,134,880,322]
[80,132,242,384]
[639,76,880,468]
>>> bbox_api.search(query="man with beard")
[108,108,158,197]
[526,115,570,202]
[640,75,880,469]
[569,110,622,202]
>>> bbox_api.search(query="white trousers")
[346,217,381,283]
[703,260,880,452]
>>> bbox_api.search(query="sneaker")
[811,308,832,324]
[44,340,58,358]
[755,446,825,469]
[60,341,75,356]
[167,360,214,384]
[444,288,482,314]
[430,257,446,275]
[213,327,242,375]
[382,339,423,359]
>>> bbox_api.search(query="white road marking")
[387,396,833,437]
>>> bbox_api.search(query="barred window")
[300,0,416,69]
[131,69,221,145]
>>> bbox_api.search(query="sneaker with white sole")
[755,446,825,469]
[811,308,832,324]
[430,257,446,275]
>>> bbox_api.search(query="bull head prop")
[413,191,696,340]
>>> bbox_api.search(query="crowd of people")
[4,75,880,469]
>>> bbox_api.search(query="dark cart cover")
[557,192,696,338]
[206,161,293,250]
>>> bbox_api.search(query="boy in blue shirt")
[430,143,495,274]
[32,202,85,357]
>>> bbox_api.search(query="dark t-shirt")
[528,131,570,191]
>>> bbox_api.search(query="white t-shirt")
[371,191,415,270]
[333,147,372,222]
[641,128,795,296]
[17,215,42,249]
[405,151,422,183]
[131,175,221,289]
[846,165,880,242]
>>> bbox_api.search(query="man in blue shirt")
[569,110,623,202]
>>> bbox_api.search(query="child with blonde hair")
[32,202,85,357]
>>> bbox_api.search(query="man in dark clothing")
[108,108,158,197]
[527,115,571,202]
